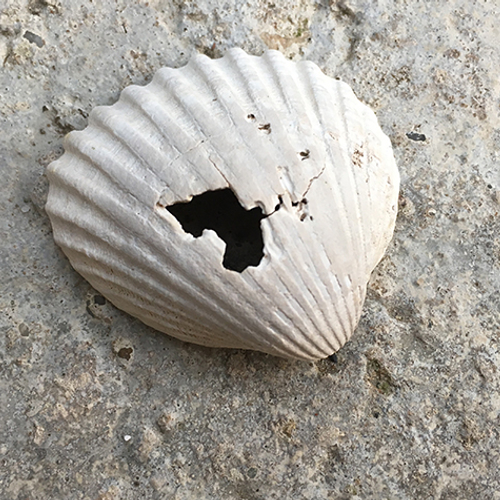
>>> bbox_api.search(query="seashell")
[46,48,399,361]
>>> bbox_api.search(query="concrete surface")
[1,0,499,499]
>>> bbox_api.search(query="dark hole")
[117,347,133,360]
[328,353,338,363]
[406,131,426,142]
[166,188,266,273]
[94,294,106,306]
[23,30,45,48]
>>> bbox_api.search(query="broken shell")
[45,48,399,361]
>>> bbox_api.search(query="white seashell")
[46,48,399,361]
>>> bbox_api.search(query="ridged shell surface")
[46,48,399,361]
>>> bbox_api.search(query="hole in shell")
[299,149,310,160]
[166,188,266,273]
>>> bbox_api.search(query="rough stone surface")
[1,1,499,499]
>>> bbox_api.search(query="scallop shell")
[46,48,399,361]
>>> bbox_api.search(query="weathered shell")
[46,48,399,361]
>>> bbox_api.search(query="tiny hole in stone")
[117,347,133,360]
[406,132,426,142]
[166,188,266,273]
[94,294,106,306]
